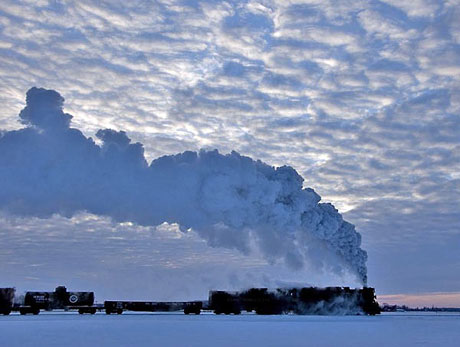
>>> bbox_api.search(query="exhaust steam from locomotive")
[0,87,368,284]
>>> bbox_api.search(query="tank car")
[20,286,95,315]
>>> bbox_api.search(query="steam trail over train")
[0,286,380,316]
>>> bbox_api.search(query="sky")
[0,0,459,306]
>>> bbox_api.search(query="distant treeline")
[381,304,460,312]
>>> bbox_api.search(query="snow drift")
[0,87,368,284]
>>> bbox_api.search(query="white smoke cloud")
[0,87,368,284]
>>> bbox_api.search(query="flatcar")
[104,300,202,315]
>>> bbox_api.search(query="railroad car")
[20,286,95,315]
[0,288,15,315]
[104,300,202,315]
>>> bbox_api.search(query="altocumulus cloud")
[0,0,459,297]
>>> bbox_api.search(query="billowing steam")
[0,87,368,284]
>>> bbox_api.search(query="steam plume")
[0,87,368,284]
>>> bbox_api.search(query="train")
[0,286,380,316]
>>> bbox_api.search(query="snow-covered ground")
[0,312,459,347]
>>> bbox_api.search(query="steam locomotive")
[209,287,381,315]
[0,286,380,316]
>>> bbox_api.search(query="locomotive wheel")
[33,308,40,315]
[117,309,123,314]
[91,308,96,314]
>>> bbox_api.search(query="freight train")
[0,286,380,316]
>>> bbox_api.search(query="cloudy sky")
[0,0,459,306]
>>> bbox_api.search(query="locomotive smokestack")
[0,87,368,284]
